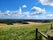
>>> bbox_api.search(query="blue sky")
[0,0,53,19]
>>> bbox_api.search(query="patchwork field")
[0,22,52,40]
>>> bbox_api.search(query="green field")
[0,23,51,40]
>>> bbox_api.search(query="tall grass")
[0,23,51,40]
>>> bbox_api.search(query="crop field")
[0,22,52,40]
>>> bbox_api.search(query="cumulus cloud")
[30,6,46,15]
[39,0,53,6]
[0,6,46,19]
[0,11,2,16]
[5,10,11,16]
[22,5,27,8]
[43,14,53,19]
[0,6,53,19]
[47,14,53,17]
[3,8,22,17]
[22,12,30,18]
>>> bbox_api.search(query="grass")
[0,23,51,40]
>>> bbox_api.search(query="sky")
[0,0,53,19]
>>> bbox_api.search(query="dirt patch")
[28,22,42,24]
[0,23,7,26]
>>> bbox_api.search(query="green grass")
[0,23,51,40]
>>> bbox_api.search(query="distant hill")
[0,19,52,25]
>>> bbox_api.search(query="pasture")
[0,22,51,40]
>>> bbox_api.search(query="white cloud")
[0,11,2,16]
[22,12,30,18]
[3,8,22,17]
[30,6,46,15]
[22,5,27,8]
[0,7,53,19]
[5,10,11,16]
[40,14,53,19]
[18,7,22,14]
[39,0,53,6]
[47,14,53,17]
[0,11,5,17]
[0,7,46,19]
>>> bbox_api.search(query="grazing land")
[0,22,51,40]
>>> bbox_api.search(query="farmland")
[0,22,51,40]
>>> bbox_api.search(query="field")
[0,22,51,40]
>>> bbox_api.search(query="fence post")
[36,28,38,40]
